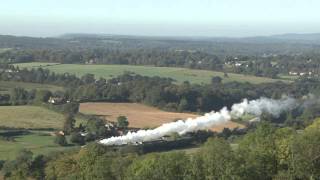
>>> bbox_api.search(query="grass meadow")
[0,105,86,160]
[0,132,79,160]
[0,106,65,129]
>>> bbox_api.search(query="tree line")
[0,64,296,111]
[1,121,320,179]
[2,64,320,128]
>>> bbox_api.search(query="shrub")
[117,116,129,129]
[70,132,85,145]
[54,134,68,146]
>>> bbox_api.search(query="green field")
[0,106,86,129]
[0,81,64,94]
[0,105,86,160]
[0,132,79,160]
[0,106,65,129]
[279,75,300,81]
[15,62,289,84]
[15,62,60,68]
[0,48,12,53]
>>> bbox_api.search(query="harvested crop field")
[79,102,244,132]
[210,121,245,132]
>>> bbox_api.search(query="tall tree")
[63,113,76,134]
[117,116,129,129]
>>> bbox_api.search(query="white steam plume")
[231,97,297,117]
[99,97,297,146]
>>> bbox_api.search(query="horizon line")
[1,32,320,39]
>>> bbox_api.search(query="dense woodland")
[1,121,320,180]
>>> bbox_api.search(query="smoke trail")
[99,97,297,146]
[231,97,297,117]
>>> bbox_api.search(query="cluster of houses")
[174,49,197,53]
[224,60,249,67]
[288,71,313,76]
[85,58,97,64]
[48,97,70,105]
[0,68,19,73]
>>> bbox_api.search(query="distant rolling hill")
[1,33,320,56]
[271,33,320,41]
[60,32,320,43]
[239,33,320,44]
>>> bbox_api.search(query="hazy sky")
[0,0,319,37]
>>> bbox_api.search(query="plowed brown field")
[79,102,244,132]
